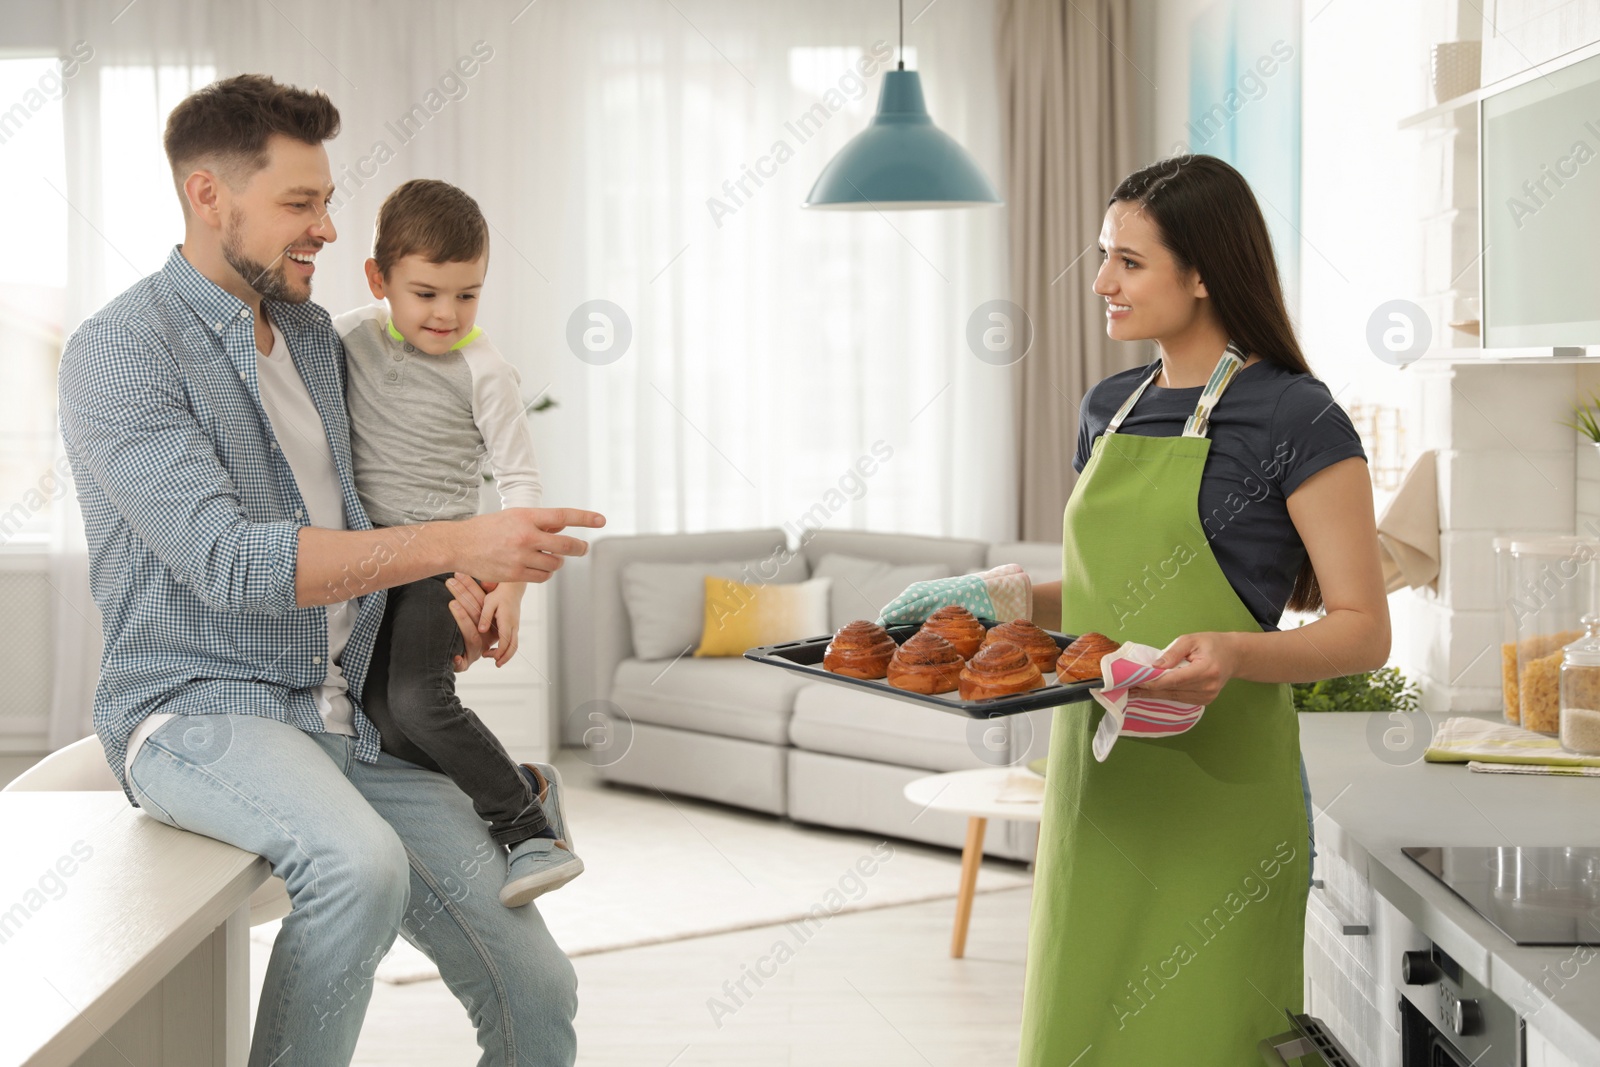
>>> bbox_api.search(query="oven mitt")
[876,563,1032,626]
[1090,641,1207,762]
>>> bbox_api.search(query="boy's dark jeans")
[363,573,549,846]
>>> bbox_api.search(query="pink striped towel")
[1090,641,1207,762]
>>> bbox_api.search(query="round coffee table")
[902,766,1044,958]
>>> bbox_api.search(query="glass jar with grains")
[1507,538,1598,734]
[1560,615,1600,754]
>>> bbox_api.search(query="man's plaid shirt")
[58,246,388,801]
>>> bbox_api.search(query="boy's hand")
[480,581,526,667]
[446,574,499,672]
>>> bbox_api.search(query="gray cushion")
[611,655,810,744]
[588,528,787,708]
[799,530,989,574]
[619,554,809,660]
[812,553,952,631]
[787,682,996,772]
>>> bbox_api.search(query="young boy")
[333,179,581,907]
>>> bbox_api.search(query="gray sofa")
[588,528,1064,860]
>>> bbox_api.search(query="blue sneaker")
[501,839,583,907]
[521,763,573,845]
[499,764,583,907]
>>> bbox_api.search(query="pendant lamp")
[804,0,1001,210]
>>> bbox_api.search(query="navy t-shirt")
[1073,358,1367,631]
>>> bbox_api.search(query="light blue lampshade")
[804,69,1001,210]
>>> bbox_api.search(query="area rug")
[250,778,1033,984]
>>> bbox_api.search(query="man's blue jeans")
[127,713,577,1067]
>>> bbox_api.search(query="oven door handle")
[1259,1014,1363,1066]
[1259,1029,1316,1065]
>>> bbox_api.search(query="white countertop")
[0,792,267,1065]
[1300,711,1600,1059]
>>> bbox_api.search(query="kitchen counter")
[1301,711,1600,1062]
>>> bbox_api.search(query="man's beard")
[222,211,307,303]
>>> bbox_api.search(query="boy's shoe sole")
[500,849,585,907]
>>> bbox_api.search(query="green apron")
[1019,349,1309,1065]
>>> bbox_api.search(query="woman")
[895,155,1390,1063]
[1028,155,1389,1063]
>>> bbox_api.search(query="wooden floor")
[349,884,1032,1066]
[338,757,1031,1063]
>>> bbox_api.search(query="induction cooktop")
[1404,846,1600,947]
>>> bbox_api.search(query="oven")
[1397,942,1520,1067]
[1262,938,1523,1065]
[1394,843,1600,1066]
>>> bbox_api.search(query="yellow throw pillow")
[694,576,833,657]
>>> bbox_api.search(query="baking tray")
[743,619,1102,719]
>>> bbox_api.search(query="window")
[0,60,214,548]
[0,57,69,547]
[96,66,216,285]
[580,30,1003,538]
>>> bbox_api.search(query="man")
[57,73,598,1066]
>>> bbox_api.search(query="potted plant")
[1291,665,1420,712]
[1561,390,1600,457]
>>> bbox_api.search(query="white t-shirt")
[125,317,357,778]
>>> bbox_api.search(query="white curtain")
[42,0,1014,741]
[537,2,1015,541]
[47,2,217,746]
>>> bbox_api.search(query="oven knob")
[1450,997,1481,1037]
[1401,951,1438,984]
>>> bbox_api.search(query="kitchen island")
[1301,710,1600,1067]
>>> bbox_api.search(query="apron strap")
[1104,342,1249,438]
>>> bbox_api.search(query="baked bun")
[823,620,897,679]
[1056,632,1120,682]
[886,630,964,694]
[959,641,1046,701]
[922,605,986,659]
[982,619,1060,673]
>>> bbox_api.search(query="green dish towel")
[1425,716,1600,769]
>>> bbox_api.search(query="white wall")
[1146,0,1434,413]
[1297,1,1432,407]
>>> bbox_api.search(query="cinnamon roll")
[922,605,986,659]
[982,619,1061,673]
[886,630,965,694]
[959,640,1046,701]
[1056,632,1120,683]
[823,620,898,679]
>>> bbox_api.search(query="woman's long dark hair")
[1109,154,1324,614]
